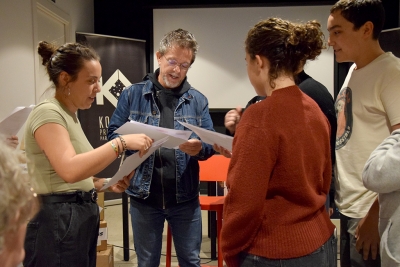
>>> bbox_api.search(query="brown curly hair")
[37,41,100,88]
[245,18,325,89]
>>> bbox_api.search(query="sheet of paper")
[115,121,192,149]
[0,105,35,136]
[101,137,169,190]
[178,121,233,151]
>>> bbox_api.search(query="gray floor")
[104,200,341,267]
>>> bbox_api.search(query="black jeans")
[23,199,99,267]
[340,213,381,267]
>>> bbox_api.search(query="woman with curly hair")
[220,18,337,267]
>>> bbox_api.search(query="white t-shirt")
[335,52,400,218]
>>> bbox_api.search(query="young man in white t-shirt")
[327,0,400,266]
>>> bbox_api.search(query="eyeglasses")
[163,56,191,70]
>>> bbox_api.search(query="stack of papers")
[0,105,35,136]
[115,121,191,149]
[115,120,233,151]
[108,120,233,187]
[101,137,169,190]
[178,121,233,151]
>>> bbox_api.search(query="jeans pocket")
[24,221,39,265]
[310,245,324,255]
[381,220,400,264]
[57,203,74,242]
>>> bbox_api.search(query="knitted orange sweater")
[221,85,335,267]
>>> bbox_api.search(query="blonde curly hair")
[0,137,38,251]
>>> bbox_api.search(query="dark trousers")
[239,234,337,267]
[340,213,381,267]
[23,201,99,267]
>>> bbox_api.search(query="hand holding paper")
[178,121,233,151]
[101,137,169,191]
[107,171,133,193]
[115,121,191,149]
[179,138,203,156]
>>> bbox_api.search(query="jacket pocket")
[381,219,400,265]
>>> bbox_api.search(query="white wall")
[154,6,334,109]
[0,0,94,145]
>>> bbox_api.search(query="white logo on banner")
[96,69,131,107]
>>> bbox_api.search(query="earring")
[64,86,70,96]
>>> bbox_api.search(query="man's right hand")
[225,106,242,135]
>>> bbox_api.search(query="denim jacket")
[107,79,215,203]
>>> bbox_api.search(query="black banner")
[76,32,146,178]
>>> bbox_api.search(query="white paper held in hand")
[178,121,233,151]
[100,136,169,191]
[0,105,35,135]
[115,120,191,149]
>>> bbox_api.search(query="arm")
[213,144,232,158]
[221,121,277,266]
[354,129,400,261]
[363,129,400,193]
[34,123,151,183]
[355,198,380,260]
[106,86,154,156]
[107,87,131,143]
[224,107,242,136]
[93,170,134,193]
[353,77,400,259]
[181,95,215,160]
[392,123,400,132]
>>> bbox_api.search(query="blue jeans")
[239,234,337,267]
[23,201,99,267]
[340,214,381,267]
[130,198,202,267]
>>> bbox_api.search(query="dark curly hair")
[245,18,325,89]
[37,41,100,88]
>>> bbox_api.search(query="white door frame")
[31,0,71,103]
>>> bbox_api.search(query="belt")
[39,189,98,204]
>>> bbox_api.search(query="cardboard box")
[97,220,108,252]
[96,245,113,267]
[98,192,105,221]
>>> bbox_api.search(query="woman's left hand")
[108,170,134,193]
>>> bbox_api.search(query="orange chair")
[166,155,230,267]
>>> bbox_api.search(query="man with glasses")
[108,28,215,267]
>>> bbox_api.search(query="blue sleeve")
[107,88,131,141]
[192,95,215,161]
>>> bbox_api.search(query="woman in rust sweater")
[220,18,336,267]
